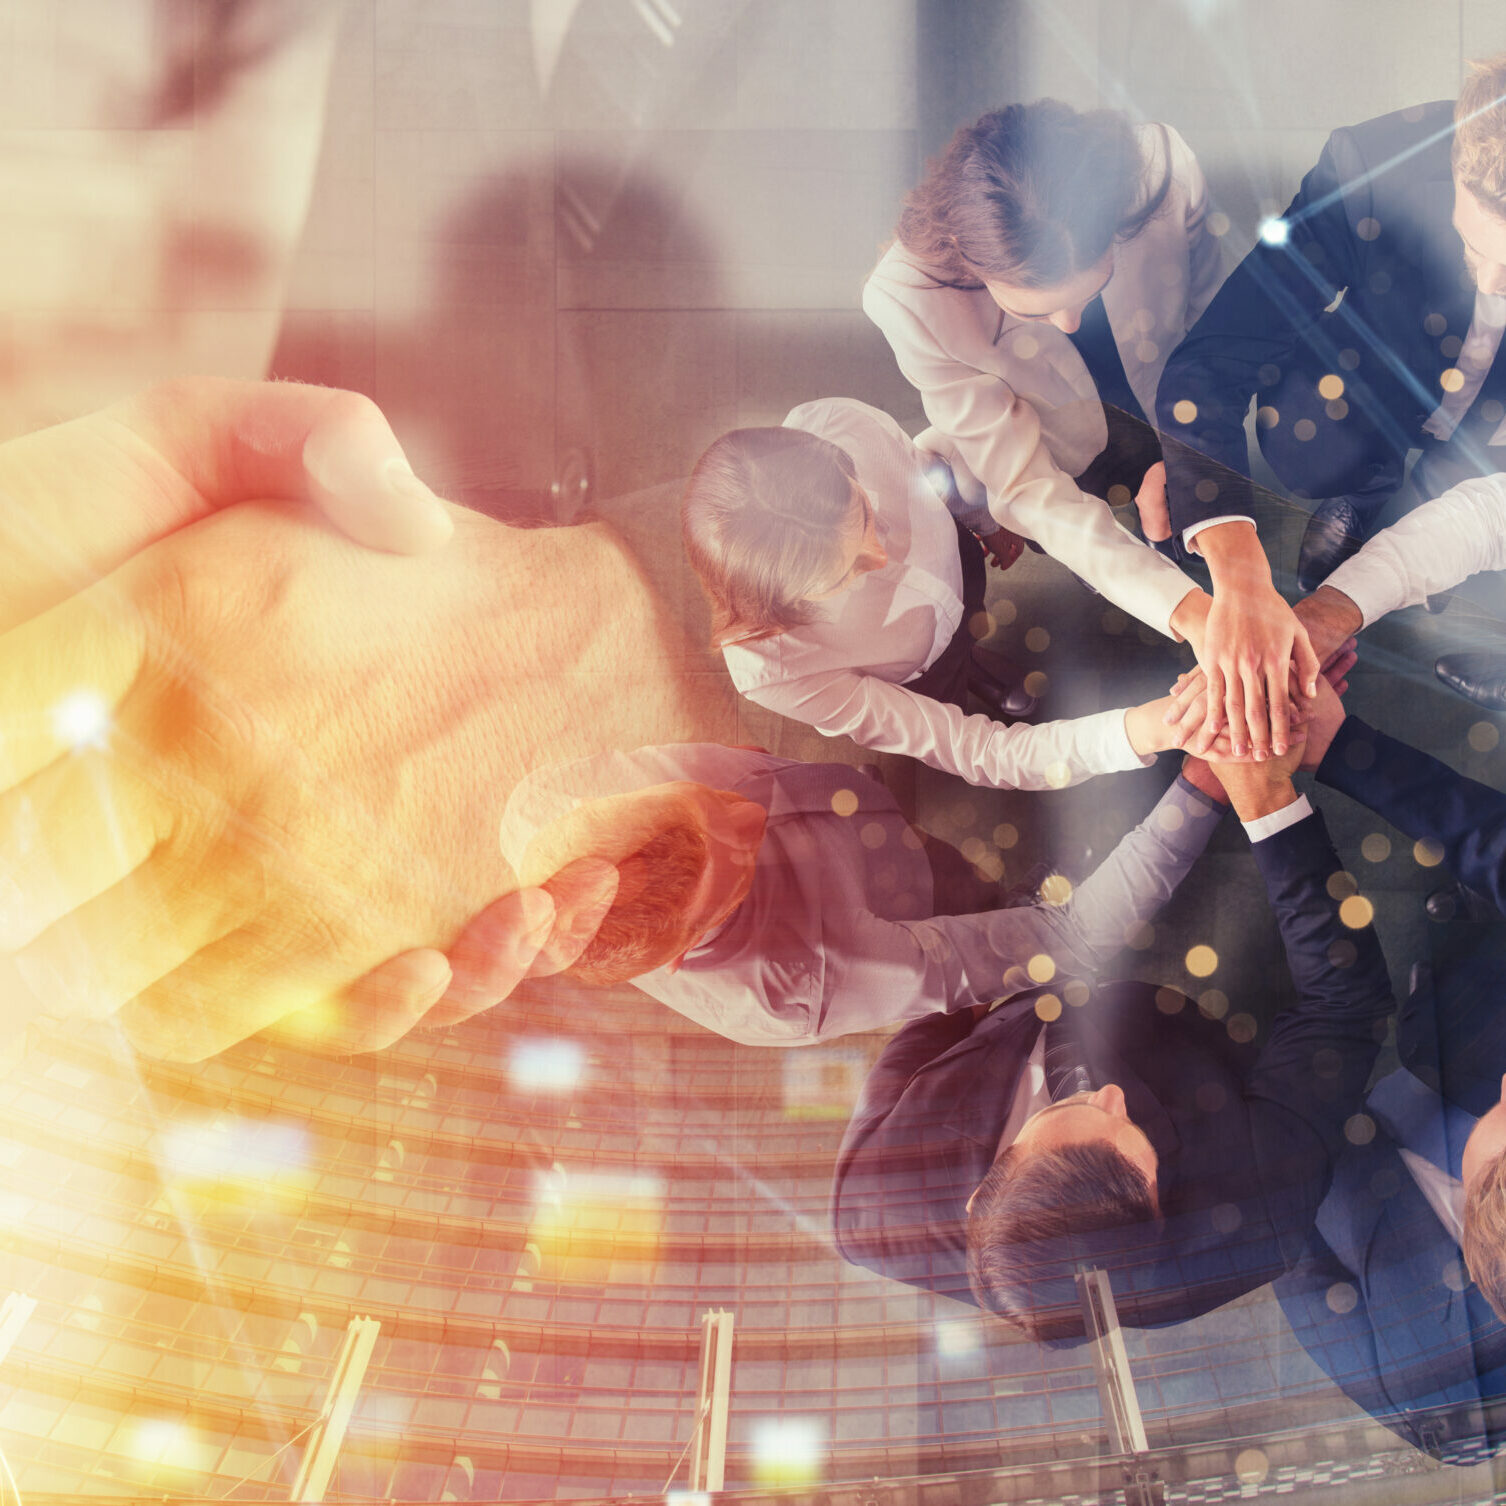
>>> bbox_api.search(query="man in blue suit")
[829,721,1396,1341]
[1157,56,1506,594]
[1276,705,1506,1462]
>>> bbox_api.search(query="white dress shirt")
[1322,471,1506,627]
[723,397,1154,791]
[501,746,1225,1048]
[863,122,1214,633]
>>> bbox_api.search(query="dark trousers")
[903,516,988,711]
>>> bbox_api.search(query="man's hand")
[0,499,550,1061]
[0,377,454,638]
[1297,677,1350,774]
[1205,719,1307,823]
[1192,521,1320,761]
[976,523,1028,571]
[1293,585,1364,672]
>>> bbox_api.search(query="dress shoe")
[1425,880,1498,923]
[1435,651,1506,710]
[1297,497,1369,593]
[968,647,1040,720]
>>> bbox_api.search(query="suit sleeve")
[829,1010,977,1280]
[863,278,1199,636]
[1156,126,1377,534]
[1318,715,1506,913]
[1242,810,1394,1259]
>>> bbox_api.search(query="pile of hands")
[0,378,615,1064]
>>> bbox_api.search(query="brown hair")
[1463,1147,1506,1321]
[966,1143,1159,1340]
[681,427,859,646]
[896,100,1173,291]
[567,823,711,985]
[1455,53,1506,218]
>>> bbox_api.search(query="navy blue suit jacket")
[829,809,1393,1339]
[1157,102,1472,533]
[1275,719,1506,1460]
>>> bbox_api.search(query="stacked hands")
[0,378,618,1062]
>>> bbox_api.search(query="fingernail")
[1273,742,1286,756]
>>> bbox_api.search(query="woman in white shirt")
[865,100,1222,647]
[681,396,1207,792]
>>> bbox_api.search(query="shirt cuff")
[1241,793,1312,843]
[1319,555,1394,630]
[1182,513,1256,553]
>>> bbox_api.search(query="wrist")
[1308,584,1363,638]
[1221,770,1299,822]
[1126,700,1176,757]
[1168,587,1211,649]
[1198,521,1271,588]
[1179,754,1229,806]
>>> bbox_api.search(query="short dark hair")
[896,100,1173,290]
[681,427,859,646]
[1464,1147,1506,1321]
[966,1143,1159,1340]
[567,823,711,986]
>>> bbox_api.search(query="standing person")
[683,397,1211,791]
[1157,56,1506,746]
[863,100,1223,672]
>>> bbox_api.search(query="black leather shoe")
[1425,880,1498,923]
[968,647,1040,720]
[1297,498,1369,593]
[1435,651,1506,710]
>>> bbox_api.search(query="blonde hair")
[681,427,859,646]
[1454,53,1506,217]
[1463,1147,1506,1321]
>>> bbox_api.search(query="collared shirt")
[1423,290,1506,445]
[1323,471,1506,627]
[501,750,1225,1049]
[723,397,1153,791]
[1366,1067,1476,1249]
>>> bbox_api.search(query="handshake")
[0,378,623,1063]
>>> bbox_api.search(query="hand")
[1297,676,1350,773]
[1161,667,1316,756]
[1127,691,1283,763]
[1293,586,1364,673]
[1192,523,1320,761]
[0,376,454,638]
[976,523,1028,571]
[1205,727,1307,823]
[0,497,557,1061]
[1133,460,1173,544]
[1179,753,1229,807]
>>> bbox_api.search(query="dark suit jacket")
[829,809,1394,1337]
[1157,102,1473,533]
[1275,718,1506,1460]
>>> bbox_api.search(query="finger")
[0,586,144,790]
[263,948,454,1056]
[1265,661,1291,758]
[1197,666,1228,754]
[1291,618,1321,698]
[5,859,239,1045]
[1321,644,1358,689]
[529,859,620,978]
[423,888,557,1028]
[0,748,163,950]
[1168,691,1208,747]
[1220,669,1252,758]
[115,377,455,557]
[1242,665,1272,759]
